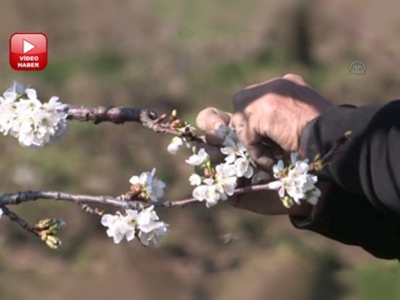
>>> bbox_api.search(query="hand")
[231,73,332,169]
[196,105,319,217]
[196,74,333,216]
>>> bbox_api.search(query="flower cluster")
[0,82,68,148]
[101,206,168,246]
[34,218,66,249]
[129,168,166,202]
[101,169,168,246]
[218,125,257,179]
[167,112,195,155]
[167,134,193,155]
[186,126,268,207]
[267,153,321,208]
[189,164,237,207]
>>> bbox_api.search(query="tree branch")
[0,181,278,211]
[66,106,205,142]
[0,191,129,209]
[66,106,157,125]
[1,206,40,237]
[154,182,276,208]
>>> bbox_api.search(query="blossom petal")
[266,180,282,190]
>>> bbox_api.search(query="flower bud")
[35,218,66,232]
[94,207,104,216]
[282,197,294,208]
[139,191,149,201]
[203,168,215,178]
[170,119,185,129]
[35,218,53,230]
[45,235,62,250]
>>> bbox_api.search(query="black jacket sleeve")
[290,101,400,259]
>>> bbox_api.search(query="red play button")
[9,33,48,71]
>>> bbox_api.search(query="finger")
[196,107,232,146]
[196,107,231,132]
[232,112,278,170]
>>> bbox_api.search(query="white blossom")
[167,136,184,155]
[234,157,254,178]
[220,139,247,164]
[101,212,136,244]
[273,159,285,176]
[189,173,202,186]
[267,154,320,206]
[218,125,255,178]
[43,96,68,137]
[101,207,169,246]
[307,188,321,206]
[192,163,237,207]
[0,208,3,219]
[192,184,209,201]
[214,163,237,197]
[266,180,285,197]
[3,81,24,101]
[185,148,209,166]
[0,96,17,135]
[0,82,68,148]
[166,122,194,155]
[135,206,169,246]
[129,168,166,202]
[192,178,224,207]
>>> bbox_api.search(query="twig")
[140,110,205,143]
[0,180,278,211]
[309,131,352,171]
[320,131,352,166]
[154,183,276,208]
[1,206,40,237]
[66,106,158,125]
[66,105,205,143]
[0,191,130,209]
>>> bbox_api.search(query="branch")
[66,106,157,125]
[309,130,352,171]
[0,180,278,211]
[0,191,130,209]
[1,206,39,237]
[66,106,205,142]
[154,182,276,208]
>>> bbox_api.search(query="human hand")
[231,73,332,169]
[195,74,333,216]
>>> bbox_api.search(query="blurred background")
[1,0,400,299]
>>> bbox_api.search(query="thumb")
[196,107,232,146]
[196,107,231,132]
[232,112,281,170]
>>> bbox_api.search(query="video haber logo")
[9,33,48,71]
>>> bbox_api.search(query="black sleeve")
[291,185,400,260]
[291,101,400,259]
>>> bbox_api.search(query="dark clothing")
[291,101,400,259]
